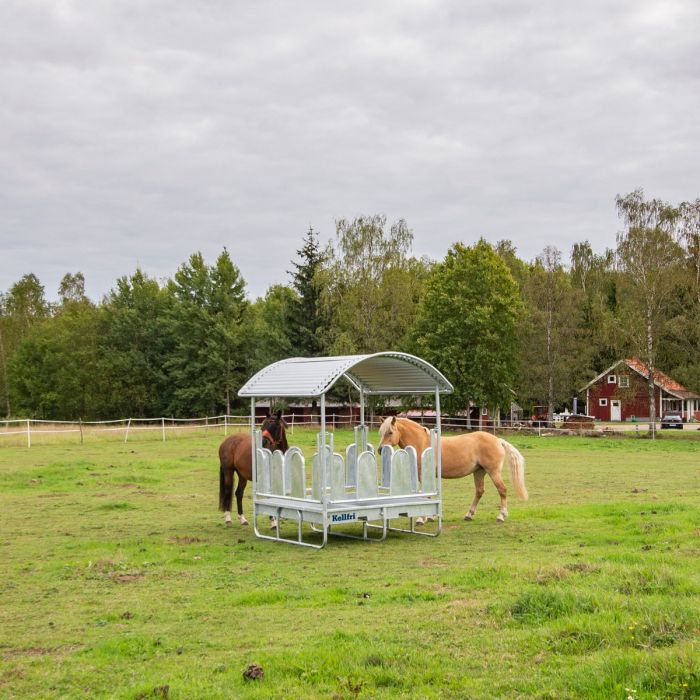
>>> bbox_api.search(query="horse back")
[441,431,505,476]
[219,433,254,480]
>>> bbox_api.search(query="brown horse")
[219,411,289,525]
[378,416,528,522]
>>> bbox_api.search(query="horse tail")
[219,464,226,511]
[219,461,233,512]
[500,439,528,500]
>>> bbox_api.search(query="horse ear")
[391,416,396,425]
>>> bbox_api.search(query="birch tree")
[519,246,582,417]
[615,189,682,433]
[318,215,427,354]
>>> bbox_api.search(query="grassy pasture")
[1,429,699,699]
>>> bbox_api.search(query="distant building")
[580,358,700,421]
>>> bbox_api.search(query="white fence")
[0,412,647,448]
[0,413,369,448]
[0,415,242,448]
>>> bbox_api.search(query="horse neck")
[397,419,430,451]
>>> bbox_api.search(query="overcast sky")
[2,1,699,302]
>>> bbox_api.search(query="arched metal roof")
[238,352,453,398]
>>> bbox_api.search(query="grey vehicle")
[660,414,683,429]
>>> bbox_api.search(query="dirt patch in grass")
[169,536,204,544]
[113,572,145,584]
[1,645,83,659]
[420,557,448,569]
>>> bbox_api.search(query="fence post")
[224,414,228,436]
[162,417,166,442]
[124,418,131,443]
[26,419,31,448]
[79,418,84,445]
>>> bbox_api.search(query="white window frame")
[599,398,608,406]
[481,407,488,416]
[618,375,629,388]
[607,375,617,384]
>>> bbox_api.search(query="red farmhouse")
[581,358,700,422]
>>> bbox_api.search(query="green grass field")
[1,430,699,699]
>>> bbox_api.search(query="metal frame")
[238,353,453,548]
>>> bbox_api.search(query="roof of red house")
[624,358,687,392]
[580,358,700,399]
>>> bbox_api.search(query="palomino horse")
[378,416,528,522]
[218,411,289,526]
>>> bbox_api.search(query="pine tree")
[288,227,325,356]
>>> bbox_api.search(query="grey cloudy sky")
[2,0,699,302]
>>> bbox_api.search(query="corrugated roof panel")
[238,352,453,397]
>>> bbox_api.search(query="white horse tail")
[500,439,528,500]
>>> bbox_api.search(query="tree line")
[1,190,699,421]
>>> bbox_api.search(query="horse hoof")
[496,515,506,523]
[464,514,473,521]
[415,516,425,526]
[238,516,249,526]
[270,518,278,530]
[426,516,435,523]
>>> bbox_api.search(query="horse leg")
[488,469,509,522]
[464,468,486,521]
[235,476,249,525]
[220,464,234,525]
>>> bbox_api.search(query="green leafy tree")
[9,300,103,419]
[248,284,297,371]
[0,294,11,417]
[0,274,49,416]
[680,199,700,303]
[413,239,522,415]
[165,250,249,416]
[58,272,88,306]
[4,274,48,331]
[655,198,700,392]
[99,269,174,418]
[569,241,619,378]
[518,246,584,415]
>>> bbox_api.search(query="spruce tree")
[288,227,324,356]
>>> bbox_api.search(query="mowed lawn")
[1,430,699,699]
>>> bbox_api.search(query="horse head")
[261,410,289,452]
[377,415,401,452]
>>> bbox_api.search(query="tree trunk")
[646,303,656,439]
[547,301,554,421]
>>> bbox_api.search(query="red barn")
[580,358,700,422]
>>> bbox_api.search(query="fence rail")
[0,412,663,448]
